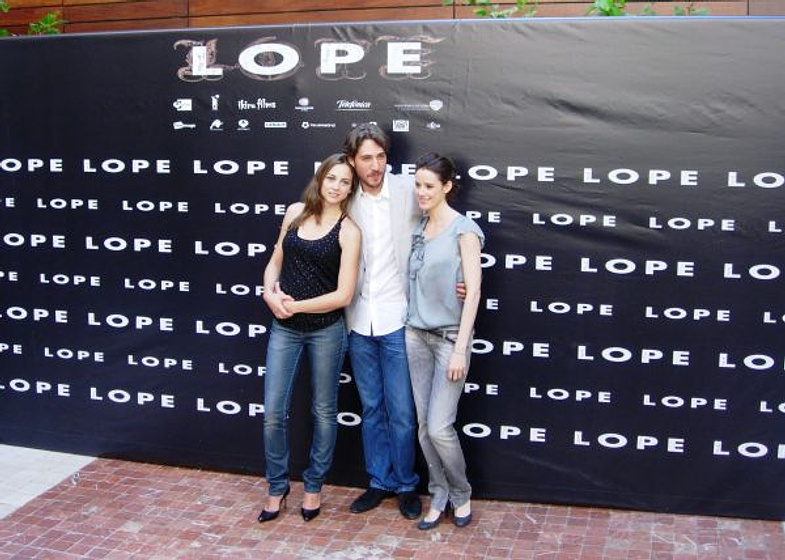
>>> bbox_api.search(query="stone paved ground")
[0,457,783,559]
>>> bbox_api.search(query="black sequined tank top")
[277,215,345,332]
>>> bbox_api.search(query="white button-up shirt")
[351,175,408,336]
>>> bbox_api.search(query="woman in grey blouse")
[405,153,484,530]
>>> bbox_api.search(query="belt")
[428,327,459,340]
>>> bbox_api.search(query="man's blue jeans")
[264,318,347,496]
[349,327,419,493]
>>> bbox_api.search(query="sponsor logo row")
[172,117,441,133]
[173,96,443,114]
[171,95,444,132]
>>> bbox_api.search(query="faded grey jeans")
[405,326,472,512]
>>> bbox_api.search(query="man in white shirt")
[343,123,422,519]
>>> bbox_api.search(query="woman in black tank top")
[258,154,361,523]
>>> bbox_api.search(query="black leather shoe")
[398,491,422,520]
[257,486,290,523]
[349,488,396,513]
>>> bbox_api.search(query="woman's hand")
[447,351,467,381]
[267,282,294,319]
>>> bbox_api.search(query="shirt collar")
[359,173,390,200]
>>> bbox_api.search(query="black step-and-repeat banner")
[1,18,784,520]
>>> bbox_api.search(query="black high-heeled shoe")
[301,492,321,522]
[257,486,290,523]
[301,506,321,522]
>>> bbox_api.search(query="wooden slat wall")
[749,0,785,15]
[188,10,453,29]
[0,0,779,35]
[461,1,751,17]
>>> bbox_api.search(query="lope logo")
[174,37,442,82]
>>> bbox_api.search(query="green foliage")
[1,1,65,37]
[639,2,711,16]
[640,3,657,15]
[443,0,537,19]
[586,0,627,16]
[28,11,65,34]
[0,0,10,37]
[673,2,710,15]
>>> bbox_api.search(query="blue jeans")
[405,327,472,511]
[349,327,419,493]
[264,317,347,495]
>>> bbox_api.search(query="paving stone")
[0,455,784,559]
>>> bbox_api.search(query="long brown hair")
[288,153,356,231]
